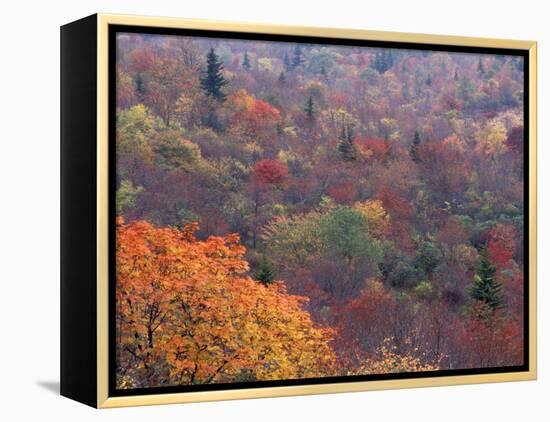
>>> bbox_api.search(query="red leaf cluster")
[253,159,289,186]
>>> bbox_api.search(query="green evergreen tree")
[283,52,291,71]
[320,66,328,81]
[372,51,383,73]
[337,124,356,161]
[385,49,394,69]
[425,73,433,86]
[410,129,421,162]
[135,73,145,99]
[291,45,304,70]
[468,247,504,311]
[200,48,228,102]
[278,71,286,84]
[242,50,251,70]
[304,96,315,120]
[256,257,275,285]
[372,50,392,74]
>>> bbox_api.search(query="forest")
[114,32,525,389]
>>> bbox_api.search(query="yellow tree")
[116,218,336,388]
[476,121,508,159]
[349,338,440,375]
[353,199,391,238]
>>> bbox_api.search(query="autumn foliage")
[253,159,289,187]
[114,32,526,387]
[116,218,335,388]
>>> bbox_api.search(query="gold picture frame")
[60,13,537,408]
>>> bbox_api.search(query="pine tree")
[468,247,504,311]
[283,52,291,71]
[383,134,391,163]
[372,51,382,73]
[291,45,304,70]
[320,66,328,81]
[372,49,394,74]
[304,96,315,120]
[242,50,251,70]
[373,50,387,74]
[385,49,394,69]
[200,48,228,102]
[135,73,145,99]
[410,129,421,163]
[278,71,286,84]
[256,257,275,285]
[337,124,356,161]
[425,73,433,86]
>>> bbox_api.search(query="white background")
[0,0,547,420]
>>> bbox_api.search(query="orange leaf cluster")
[116,219,335,388]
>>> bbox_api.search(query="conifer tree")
[384,49,394,69]
[283,52,291,71]
[468,247,504,311]
[320,66,328,82]
[373,50,386,74]
[410,129,421,162]
[425,73,433,86]
[337,124,356,161]
[135,73,146,99]
[372,49,394,74]
[200,48,228,102]
[256,257,275,285]
[304,96,315,120]
[372,51,383,73]
[242,50,251,70]
[278,71,286,84]
[291,45,304,70]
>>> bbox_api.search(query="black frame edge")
[60,13,98,408]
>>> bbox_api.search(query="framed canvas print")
[60,13,537,408]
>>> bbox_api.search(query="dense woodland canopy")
[114,32,525,389]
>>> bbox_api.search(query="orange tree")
[115,217,336,388]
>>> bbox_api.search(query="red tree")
[356,137,390,162]
[487,224,517,269]
[328,180,357,204]
[253,159,289,187]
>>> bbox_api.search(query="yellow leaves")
[257,57,276,72]
[116,104,156,159]
[174,92,198,124]
[266,210,324,243]
[476,121,508,158]
[330,107,358,129]
[353,199,390,237]
[349,337,440,376]
[116,219,336,387]
[228,89,255,113]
